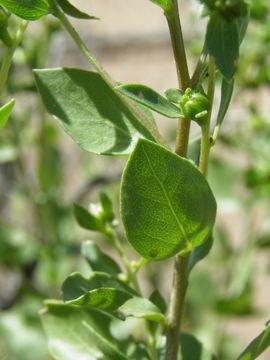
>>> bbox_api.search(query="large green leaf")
[237,322,270,360]
[81,240,121,276]
[0,0,50,20]
[118,297,165,324]
[0,98,15,129]
[116,83,183,119]
[206,12,240,79]
[120,139,217,260]
[34,68,155,155]
[41,302,128,360]
[56,0,98,20]
[62,272,137,302]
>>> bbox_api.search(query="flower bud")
[179,88,209,124]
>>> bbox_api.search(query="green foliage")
[41,302,128,360]
[81,240,122,276]
[118,297,166,323]
[34,68,155,155]
[55,0,98,19]
[0,0,50,20]
[237,322,270,360]
[117,83,183,118]
[215,78,234,128]
[0,98,15,129]
[121,139,216,260]
[179,88,209,123]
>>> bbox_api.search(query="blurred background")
[0,0,270,359]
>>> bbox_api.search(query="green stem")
[55,6,168,149]
[165,2,191,359]
[166,0,191,158]
[165,255,189,360]
[199,57,216,177]
[0,20,28,99]
[106,229,141,293]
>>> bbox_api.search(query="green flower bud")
[179,88,209,124]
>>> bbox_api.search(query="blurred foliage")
[0,0,270,359]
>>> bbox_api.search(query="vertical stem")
[0,20,28,99]
[165,2,191,359]
[199,57,216,177]
[166,0,191,158]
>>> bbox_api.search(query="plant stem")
[166,0,191,158]
[165,2,191,359]
[165,254,189,360]
[199,57,216,177]
[0,20,28,99]
[55,6,168,149]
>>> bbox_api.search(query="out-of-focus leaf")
[149,289,167,314]
[73,204,104,232]
[118,297,165,324]
[81,240,121,275]
[41,301,128,360]
[188,234,214,272]
[0,99,15,129]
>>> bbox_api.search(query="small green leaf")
[164,88,183,104]
[215,78,234,128]
[116,83,183,119]
[34,68,155,155]
[188,234,214,272]
[73,203,104,232]
[99,191,115,222]
[56,0,98,19]
[118,297,165,324]
[81,240,121,276]
[0,99,15,129]
[121,139,217,260]
[237,321,270,360]
[41,302,128,360]
[0,0,50,20]
[206,12,240,79]
[62,272,137,302]
[67,288,132,311]
[149,290,167,314]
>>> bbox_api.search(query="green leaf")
[118,297,165,324]
[62,272,137,302]
[0,98,15,129]
[215,78,234,128]
[73,204,104,232]
[187,137,201,166]
[180,332,217,360]
[81,240,121,276]
[164,88,183,104]
[0,0,50,20]
[116,83,183,119]
[149,290,167,314]
[41,302,128,360]
[206,12,240,79]
[34,68,155,155]
[237,321,270,360]
[188,234,214,272]
[120,139,217,260]
[99,191,115,222]
[56,0,98,20]
[66,288,132,312]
